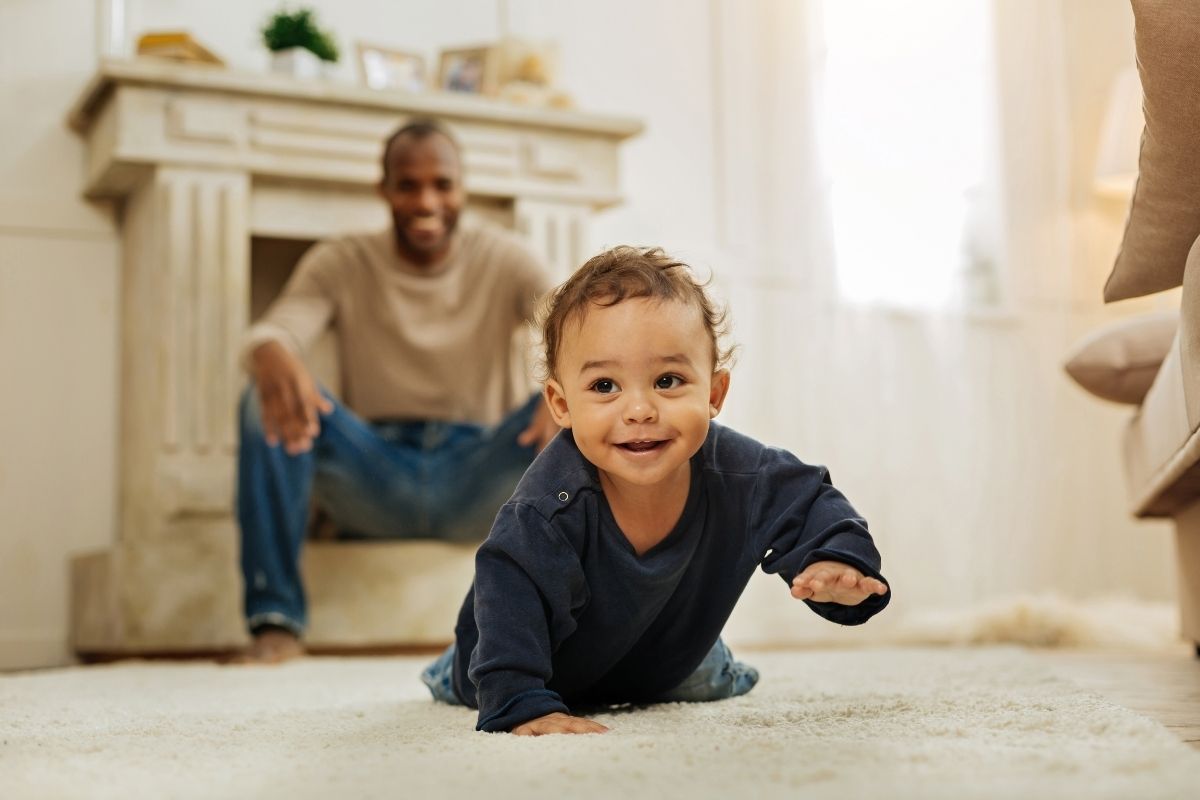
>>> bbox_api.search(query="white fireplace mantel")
[70,59,643,243]
[68,59,642,654]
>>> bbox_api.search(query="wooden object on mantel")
[68,58,642,656]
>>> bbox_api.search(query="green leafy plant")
[261,7,339,62]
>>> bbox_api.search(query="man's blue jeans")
[236,387,542,636]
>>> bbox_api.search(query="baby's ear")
[543,379,573,428]
[709,370,731,418]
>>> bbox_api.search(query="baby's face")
[544,297,729,493]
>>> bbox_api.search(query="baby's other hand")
[791,560,888,605]
[511,712,609,736]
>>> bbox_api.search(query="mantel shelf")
[68,58,641,214]
[69,58,644,140]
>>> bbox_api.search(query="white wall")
[0,0,121,669]
[0,0,1174,667]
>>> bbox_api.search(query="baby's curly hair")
[537,246,733,381]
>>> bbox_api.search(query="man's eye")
[591,379,618,394]
[656,374,684,390]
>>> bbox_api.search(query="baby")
[423,246,890,734]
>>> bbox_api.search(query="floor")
[66,642,1200,751]
[1035,645,1200,749]
[7,646,1199,800]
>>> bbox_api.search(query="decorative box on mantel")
[67,58,642,656]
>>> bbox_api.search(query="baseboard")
[77,641,451,664]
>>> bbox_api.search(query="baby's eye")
[590,378,619,394]
[655,374,684,390]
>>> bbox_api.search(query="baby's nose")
[623,394,658,423]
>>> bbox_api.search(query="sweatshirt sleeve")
[751,447,890,626]
[468,502,587,732]
[238,240,340,371]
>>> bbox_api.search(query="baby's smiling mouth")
[617,440,666,452]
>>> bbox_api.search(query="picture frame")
[436,45,500,96]
[356,43,427,92]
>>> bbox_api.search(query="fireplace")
[68,59,641,653]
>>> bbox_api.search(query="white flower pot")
[270,47,325,80]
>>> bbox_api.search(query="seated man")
[235,119,557,663]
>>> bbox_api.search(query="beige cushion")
[1103,0,1200,302]
[1064,311,1178,404]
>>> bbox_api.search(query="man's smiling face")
[379,132,465,267]
[544,297,730,493]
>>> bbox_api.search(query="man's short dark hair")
[381,119,461,181]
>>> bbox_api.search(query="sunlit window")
[816,0,1001,309]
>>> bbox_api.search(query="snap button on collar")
[558,491,569,502]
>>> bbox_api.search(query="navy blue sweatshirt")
[451,422,890,732]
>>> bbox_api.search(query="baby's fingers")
[512,713,609,736]
[567,718,609,735]
[860,577,889,596]
[795,567,830,589]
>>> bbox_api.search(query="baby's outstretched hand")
[511,712,609,736]
[791,560,888,605]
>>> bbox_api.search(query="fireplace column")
[72,167,251,650]
[119,166,249,540]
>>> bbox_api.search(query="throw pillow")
[1102,0,1200,302]
[1063,311,1178,404]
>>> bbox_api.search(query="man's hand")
[250,340,333,455]
[511,712,609,736]
[516,400,559,453]
[791,560,888,605]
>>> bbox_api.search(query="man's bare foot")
[228,627,305,665]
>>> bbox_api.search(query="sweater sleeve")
[503,235,553,324]
[505,236,552,395]
[751,447,890,626]
[468,502,587,732]
[239,240,340,371]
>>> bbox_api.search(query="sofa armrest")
[1124,237,1200,517]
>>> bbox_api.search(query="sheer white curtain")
[815,0,1004,310]
[716,0,1175,647]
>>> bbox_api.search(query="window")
[816,0,1002,309]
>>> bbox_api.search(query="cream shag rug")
[2,647,1198,800]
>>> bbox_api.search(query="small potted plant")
[262,7,339,79]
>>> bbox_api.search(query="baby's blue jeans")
[237,386,542,636]
[421,638,759,707]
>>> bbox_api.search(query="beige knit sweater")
[242,221,551,425]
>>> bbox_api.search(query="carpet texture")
[2,647,1198,799]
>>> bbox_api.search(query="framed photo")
[437,45,499,96]
[357,43,426,92]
